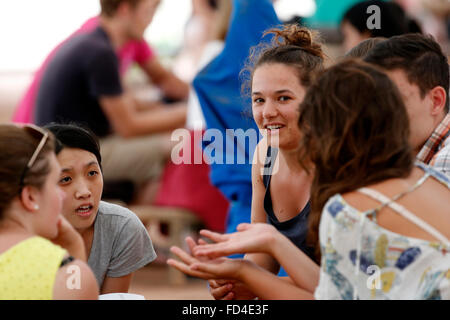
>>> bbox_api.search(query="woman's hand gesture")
[193,223,280,259]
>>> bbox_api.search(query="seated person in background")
[185,0,231,130]
[173,0,221,82]
[340,0,422,52]
[168,59,450,300]
[364,33,450,177]
[46,123,157,294]
[0,124,98,300]
[343,37,386,59]
[13,6,189,124]
[34,0,187,199]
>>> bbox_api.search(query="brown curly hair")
[241,24,326,98]
[297,59,414,261]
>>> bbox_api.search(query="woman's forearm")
[238,260,315,300]
[269,233,320,293]
[244,252,280,275]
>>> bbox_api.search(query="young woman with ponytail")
[168,24,326,300]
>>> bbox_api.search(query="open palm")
[193,223,279,258]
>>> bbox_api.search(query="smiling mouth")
[265,124,285,131]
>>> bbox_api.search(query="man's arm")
[100,94,187,138]
[88,45,187,138]
[142,58,190,101]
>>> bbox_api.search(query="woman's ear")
[19,186,40,212]
[429,85,447,117]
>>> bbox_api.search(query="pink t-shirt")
[13,16,154,123]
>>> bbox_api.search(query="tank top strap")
[357,187,450,246]
[357,169,430,211]
[356,187,391,206]
[262,146,279,187]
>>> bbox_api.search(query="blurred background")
[1,0,448,122]
[0,0,318,72]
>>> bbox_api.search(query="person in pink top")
[13,16,188,124]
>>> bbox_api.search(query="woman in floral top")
[298,59,450,300]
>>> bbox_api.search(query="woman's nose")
[75,182,91,199]
[262,100,278,119]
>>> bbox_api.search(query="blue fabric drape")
[192,0,281,235]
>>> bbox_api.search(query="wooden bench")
[129,205,203,285]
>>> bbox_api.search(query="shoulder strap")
[262,146,278,187]
[356,187,390,206]
[358,187,450,245]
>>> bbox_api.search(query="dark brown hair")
[0,125,55,219]
[297,59,414,260]
[344,37,386,59]
[364,33,449,113]
[241,24,326,97]
[342,1,422,38]
[100,0,142,17]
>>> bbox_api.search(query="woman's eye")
[253,98,264,104]
[59,177,71,184]
[88,171,99,177]
[279,96,291,102]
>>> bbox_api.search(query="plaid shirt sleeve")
[417,113,450,177]
[430,136,450,178]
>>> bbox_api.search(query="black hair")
[342,0,422,38]
[208,0,218,9]
[44,123,102,168]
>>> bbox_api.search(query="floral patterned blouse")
[314,163,450,300]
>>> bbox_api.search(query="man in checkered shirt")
[365,33,450,177]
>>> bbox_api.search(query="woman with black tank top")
[221,24,325,298]
[168,24,326,300]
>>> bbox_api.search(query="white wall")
[0,0,316,72]
[0,0,192,72]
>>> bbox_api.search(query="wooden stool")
[129,205,202,285]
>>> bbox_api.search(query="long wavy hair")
[297,59,414,260]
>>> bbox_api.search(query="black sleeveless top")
[263,146,315,259]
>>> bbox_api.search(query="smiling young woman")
[198,24,326,300]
